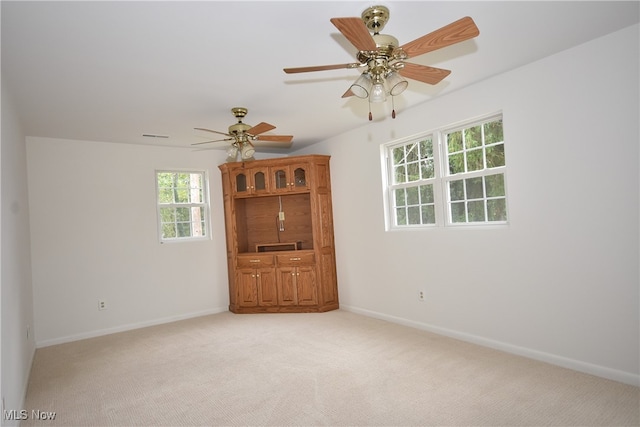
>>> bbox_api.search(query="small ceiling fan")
[193,107,293,161]
[283,5,479,120]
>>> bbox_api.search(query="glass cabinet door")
[235,172,248,193]
[293,167,306,188]
[274,169,288,190]
[253,171,266,191]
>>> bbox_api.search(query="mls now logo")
[4,409,57,421]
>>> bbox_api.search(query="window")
[390,136,438,226]
[156,170,209,241]
[383,114,507,229]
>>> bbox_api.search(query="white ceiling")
[2,1,638,153]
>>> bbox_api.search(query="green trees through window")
[446,118,507,223]
[392,137,436,226]
[384,114,507,228]
[156,171,209,241]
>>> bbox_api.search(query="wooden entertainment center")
[218,155,338,313]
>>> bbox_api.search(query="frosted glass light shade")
[350,73,372,99]
[240,142,255,160]
[370,82,387,103]
[226,145,238,162]
[386,71,408,96]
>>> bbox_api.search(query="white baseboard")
[340,304,640,387]
[36,306,228,348]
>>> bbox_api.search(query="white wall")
[26,139,234,346]
[1,79,36,424]
[294,25,640,385]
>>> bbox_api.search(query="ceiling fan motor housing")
[373,33,399,52]
[357,33,404,80]
[229,122,251,136]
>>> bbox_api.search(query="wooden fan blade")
[400,16,479,58]
[342,88,355,98]
[255,135,293,143]
[399,63,451,85]
[247,122,276,135]
[191,137,234,146]
[284,63,359,74]
[194,127,230,137]
[330,17,377,51]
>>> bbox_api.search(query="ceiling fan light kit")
[283,5,480,121]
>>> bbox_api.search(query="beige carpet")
[22,310,639,426]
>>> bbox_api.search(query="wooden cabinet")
[276,253,317,306]
[236,254,277,307]
[219,155,338,313]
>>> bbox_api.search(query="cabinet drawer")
[276,252,315,266]
[237,254,275,268]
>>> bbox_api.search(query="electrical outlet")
[98,300,107,311]
[418,290,425,301]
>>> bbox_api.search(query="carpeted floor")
[21,310,640,426]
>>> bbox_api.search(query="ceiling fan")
[283,5,479,120]
[193,107,293,162]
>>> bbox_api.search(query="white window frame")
[442,115,508,226]
[382,133,445,229]
[382,113,507,230]
[155,169,211,243]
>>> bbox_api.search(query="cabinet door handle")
[249,259,261,263]
[290,257,301,261]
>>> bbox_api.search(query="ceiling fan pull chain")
[368,100,373,121]
[391,96,396,119]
